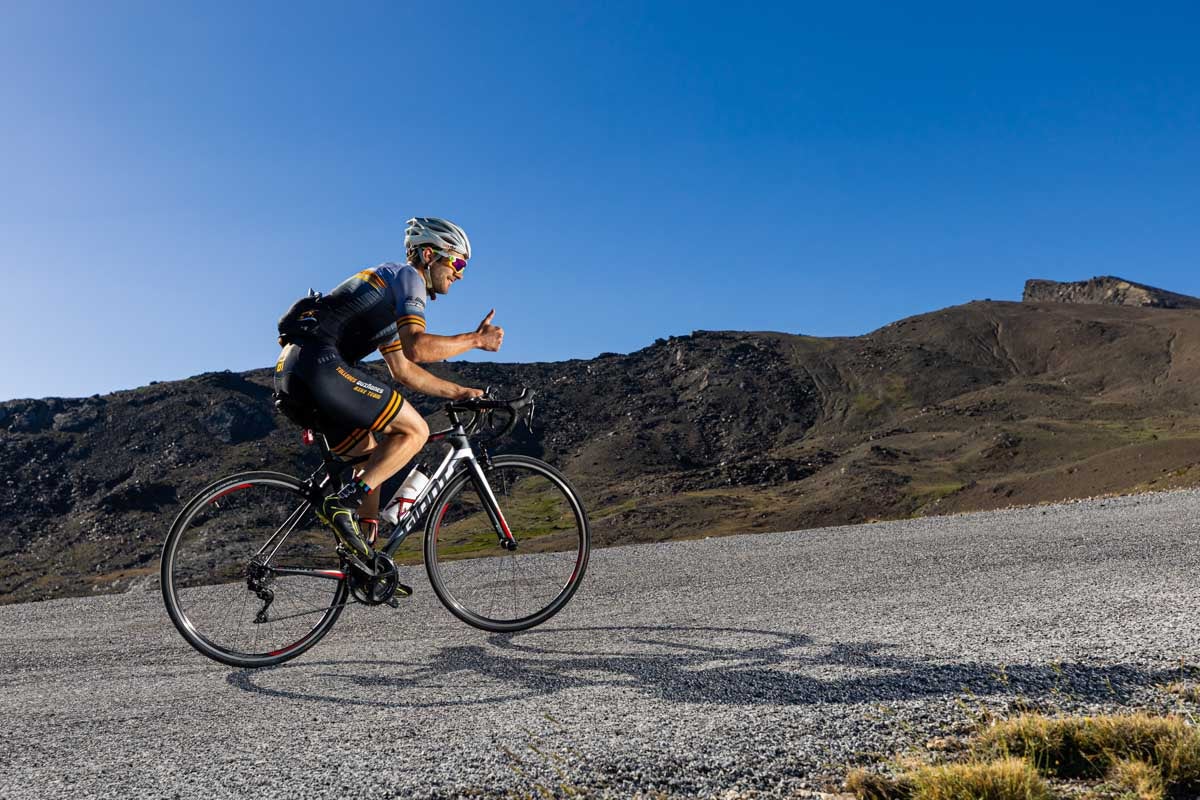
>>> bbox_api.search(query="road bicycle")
[161,388,590,668]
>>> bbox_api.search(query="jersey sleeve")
[394,267,428,332]
[378,338,405,356]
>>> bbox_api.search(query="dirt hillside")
[4,300,1200,604]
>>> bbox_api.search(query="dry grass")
[1165,682,1200,704]
[845,769,906,800]
[976,712,1200,790]
[846,713,1200,800]
[846,757,1050,800]
[1109,758,1166,800]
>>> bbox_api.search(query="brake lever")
[524,398,536,432]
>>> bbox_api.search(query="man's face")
[427,248,467,295]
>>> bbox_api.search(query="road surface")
[3,490,1199,798]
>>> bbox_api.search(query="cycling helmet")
[404,217,472,260]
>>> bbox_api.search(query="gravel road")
[3,490,1200,798]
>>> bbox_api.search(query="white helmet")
[404,217,471,260]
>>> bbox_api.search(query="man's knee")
[405,415,430,444]
[382,403,428,442]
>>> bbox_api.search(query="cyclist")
[273,217,504,565]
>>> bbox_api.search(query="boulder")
[53,404,102,433]
[4,400,61,433]
[201,398,275,444]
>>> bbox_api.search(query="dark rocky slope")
[5,299,1200,604]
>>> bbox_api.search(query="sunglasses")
[436,251,468,275]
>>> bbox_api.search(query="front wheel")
[161,471,349,668]
[424,455,590,632]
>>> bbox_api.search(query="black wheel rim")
[163,475,346,666]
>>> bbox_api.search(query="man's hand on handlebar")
[454,386,485,401]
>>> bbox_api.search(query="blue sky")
[2,1,1198,401]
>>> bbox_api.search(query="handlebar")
[444,387,536,440]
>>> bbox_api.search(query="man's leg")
[339,435,381,543]
[345,404,428,521]
[344,436,379,518]
[321,400,429,559]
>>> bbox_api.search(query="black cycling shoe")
[317,495,373,560]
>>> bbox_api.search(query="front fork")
[465,454,518,550]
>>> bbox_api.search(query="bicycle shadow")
[226,624,1182,711]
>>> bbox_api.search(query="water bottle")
[381,464,430,525]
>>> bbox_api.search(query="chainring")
[348,552,401,605]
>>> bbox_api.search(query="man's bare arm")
[380,348,481,400]
[397,329,481,363]
[397,309,504,363]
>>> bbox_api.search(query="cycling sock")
[333,479,373,510]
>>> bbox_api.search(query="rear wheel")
[161,471,348,668]
[424,455,590,632]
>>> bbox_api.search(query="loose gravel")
[3,489,1200,798]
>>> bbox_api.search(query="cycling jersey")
[273,262,430,453]
[300,262,429,362]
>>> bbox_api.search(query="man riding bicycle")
[273,217,503,565]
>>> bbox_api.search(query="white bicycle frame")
[377,426,515,557]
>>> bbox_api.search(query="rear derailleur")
[246,558,275,624]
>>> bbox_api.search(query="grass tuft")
[848,713,1200,800]
[977,713,1191,777]
[976,713,1200,795]
[1165,681,1200,704]
[1109,758,1166,800]
[845,769,909,800]
[847,757,1050,800]
[909,758,1052,800]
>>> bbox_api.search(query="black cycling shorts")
[273,344,404,454]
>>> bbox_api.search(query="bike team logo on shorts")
[335,366,385,397]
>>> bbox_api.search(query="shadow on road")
[227,624,1180,709]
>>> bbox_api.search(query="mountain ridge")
[5,297,1200,605]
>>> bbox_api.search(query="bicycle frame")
[303,419,516,563]
[381,431,508,556]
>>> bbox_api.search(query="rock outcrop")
[1024,276,1200,309]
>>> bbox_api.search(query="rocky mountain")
[1024,276,1200,309]
[5,298,1200,604]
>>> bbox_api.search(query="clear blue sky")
[2,1,1198,401]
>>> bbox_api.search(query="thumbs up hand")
[476,309,504,352]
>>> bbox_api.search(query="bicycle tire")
[423,455,590,632]
[161,471,348,668]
